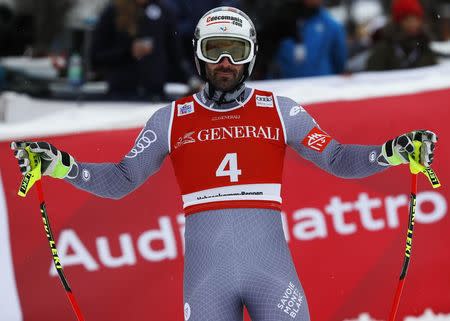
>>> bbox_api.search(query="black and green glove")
[11,141,78,179]
[377,130,438,167]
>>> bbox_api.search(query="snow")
[430,41,450,56]
[405,310,450,321]
[0,57,58,79]
[344,310,450,321]
[0,92,165,140]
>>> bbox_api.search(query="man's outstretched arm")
[11,105,172,199]
[277,96,437,178]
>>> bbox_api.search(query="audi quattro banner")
[0,88,449,321]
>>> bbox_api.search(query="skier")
[11,7,437,321]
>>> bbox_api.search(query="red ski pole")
[388,141,441,321]
[18,148,86,321]
[388,173,417,321]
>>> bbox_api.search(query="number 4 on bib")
[216,153,242,182]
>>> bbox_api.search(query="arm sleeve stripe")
[168,101,175,154]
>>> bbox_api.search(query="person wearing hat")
[367,0,437,71]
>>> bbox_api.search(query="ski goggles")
[196,36,254,64]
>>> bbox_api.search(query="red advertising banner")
[1,88,449,321]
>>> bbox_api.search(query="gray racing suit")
[65,85,386,321]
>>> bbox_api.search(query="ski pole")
[18,147,86,321]
[388,141,441,321]
[387,172,417,321]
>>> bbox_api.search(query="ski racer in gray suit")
[12,7,437,321]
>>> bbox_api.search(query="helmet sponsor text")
[206,15,243,27]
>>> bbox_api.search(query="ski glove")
[11,141,77,179]
[377,130,437,167]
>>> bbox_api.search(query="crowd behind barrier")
[0,0,449,101]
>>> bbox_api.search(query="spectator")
[0,3,16,56]
[345,0,387,72]
[241,0,298,80]
[272,0,348,78]
[33,0,74,56]
[0,0,66,57]
[347,0,384,57]
[90,0,198,101]
[367,0,437,71]
[429,0,450,40]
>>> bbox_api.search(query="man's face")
[205,57,245,91]
[400,15,423,36]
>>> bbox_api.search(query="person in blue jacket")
[273,0,348,78]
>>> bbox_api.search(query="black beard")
[206,67,243,92]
